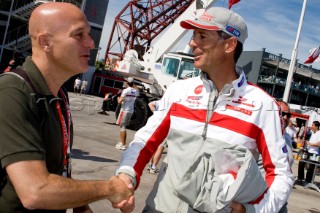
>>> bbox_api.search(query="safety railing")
[258,75,320,95]
[4,23,29,46]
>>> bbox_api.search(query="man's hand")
[107,176,133,204]
[112,173,135,213]
[113,195,135,213]
[230,201,246,213]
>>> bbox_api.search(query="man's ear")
[225,37,237,53]
[38,33,51,51]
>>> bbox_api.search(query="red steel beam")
[104,0,194,63]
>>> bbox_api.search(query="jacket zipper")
[176,82,218,213]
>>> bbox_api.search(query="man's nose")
[85,35,95,49]
[188,37,196,48]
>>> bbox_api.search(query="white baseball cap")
[290,117,297,125]
[180,7,248,44]
[126,77,134,83]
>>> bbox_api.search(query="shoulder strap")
[10,68,41,95]
[0,68,46,194]
[7,68,47,125]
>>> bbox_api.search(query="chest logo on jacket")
[186,95,203,105]
[231,96,255,108]
[194,85,203,94]
[224,96,257,116]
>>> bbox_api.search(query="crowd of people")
[0,2,319,213]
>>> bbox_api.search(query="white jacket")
[117,68,294,212]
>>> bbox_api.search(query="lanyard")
[55,89,71,178]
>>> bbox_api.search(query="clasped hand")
[110,173,135,213]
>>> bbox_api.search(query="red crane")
[104,0,195,63]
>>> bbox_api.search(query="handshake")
[107,173,135,213]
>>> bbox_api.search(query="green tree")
[95,59,105,70]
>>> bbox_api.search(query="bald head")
[27,2,94,88]
[29,2,86,43]
[277,100,290,128]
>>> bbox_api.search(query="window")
[114,81,124,89]
[178,60,200,79]
[162,57,180,77]
[104,79,114,87]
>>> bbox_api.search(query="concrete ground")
[67,93,320,213]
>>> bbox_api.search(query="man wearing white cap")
[113,6,294,213]
[115,77,138,150]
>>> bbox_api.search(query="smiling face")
[188,29,237,73]
[188,29,225,72]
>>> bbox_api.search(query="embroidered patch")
[225,104,252,116]
[226,25,241,38]
[232,96,255,108]
[282,145,288,153]
[200,12,214,21]
[194,85,203,94]
[186,95,203,105]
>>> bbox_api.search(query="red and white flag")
[228,0,240,9]
[304,46,320,64]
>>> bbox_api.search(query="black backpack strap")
[8,68,47,125]
[10,68,40,95]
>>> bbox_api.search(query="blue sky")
[98,0,320,69]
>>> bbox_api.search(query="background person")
[0,3,132,212]
[147,100,167,174]
[266,100,294,213]
[98,92,112,115]
[74,77,81,93]
[115,77,138,150]
[286,117,297,149]
[80,79,88,95]
[278,101,294,168]
[297,121,320,185]
[3,59,16,73]
[256,100,293,213]
[113,6,293,213]
[298,122,305,140]
[3,52,25,73]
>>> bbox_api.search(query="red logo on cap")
[200,12,213,22]
[194,85,203,94]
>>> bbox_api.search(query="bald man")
[0,3,132,213]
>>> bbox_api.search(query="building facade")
[0,0,108,71]
[237,48,320,108]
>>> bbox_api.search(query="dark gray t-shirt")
[0,58,69,212]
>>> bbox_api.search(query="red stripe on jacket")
[171,103,276,187]
[133,106,172,188]
[170,103,207,122]
[133,102,276,201]
[172,103,276,187]
[171,104,276,195]
[210,112,276,187]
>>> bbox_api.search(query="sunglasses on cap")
[282,112,291,118]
